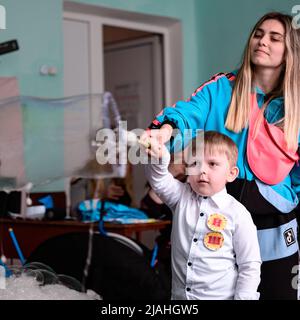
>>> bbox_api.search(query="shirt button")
[188,262,192,266]
[186,287,191,292]
[193,238,198,242]
[200,212,204,217]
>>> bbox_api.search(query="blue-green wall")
[0,0,64,191]
[0,0,298,99]
[0,0,63,97]
[0,0,200,98]
[196,0,298,82]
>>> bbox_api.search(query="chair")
[26,232,170,300]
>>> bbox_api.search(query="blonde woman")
[142,12,300,300]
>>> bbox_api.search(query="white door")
[104,36,164,204]
[63,18,90,96]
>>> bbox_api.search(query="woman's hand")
[140,124,173,148]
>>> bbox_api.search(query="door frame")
[63,1,183,109]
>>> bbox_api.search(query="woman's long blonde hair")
[225,12,300,150]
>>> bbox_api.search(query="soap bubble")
[23,262,55,273]
[57,274,83,292]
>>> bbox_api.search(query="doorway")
[103,26,164,205]
[103,25,164,131]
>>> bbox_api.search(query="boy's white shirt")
[145,152,262,300]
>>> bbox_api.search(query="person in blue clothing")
[141,12,300,300]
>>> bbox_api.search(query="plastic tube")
[8,228,25,265]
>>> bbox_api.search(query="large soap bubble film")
[0,262,101,300]
[0,93,123,190]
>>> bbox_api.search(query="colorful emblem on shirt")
[207,213,227,232]
[204,232,224,251]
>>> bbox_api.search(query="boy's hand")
[144,136,168,159]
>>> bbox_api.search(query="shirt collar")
[201,187,230,209]
[252,86,284,109]
[255,86,265,96]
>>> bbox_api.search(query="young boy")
[144,131,261,300]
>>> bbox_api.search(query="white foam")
[0,274,101,300]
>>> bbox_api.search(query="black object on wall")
[0,39,19,55]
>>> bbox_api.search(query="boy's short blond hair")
[204,131,238,167]
[188,131,238,168]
